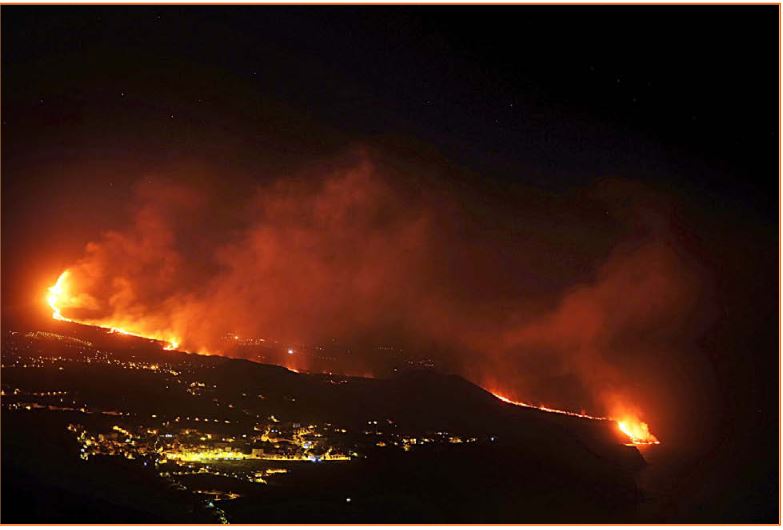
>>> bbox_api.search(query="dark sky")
[1,6,779,512]
[3,7,777,202]
[3,6,777,320]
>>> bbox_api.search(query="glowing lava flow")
[47,270,71,322]
[47,270,180,351]
[491,391,660,446]
[47,270,659,445]
[617,419,659,446]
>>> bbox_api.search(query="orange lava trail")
[47,270,180,351]
[47,269,659,446]
[490,391,660,446]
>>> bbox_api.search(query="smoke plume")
[53,149,712,443]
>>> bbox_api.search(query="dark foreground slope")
[2,413,216,523]
[2,326,644,523]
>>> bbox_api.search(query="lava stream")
[490,391,660,446]
[47,269,659,446]
[47,270,180,351]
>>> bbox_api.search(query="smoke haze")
[49,148,715,445]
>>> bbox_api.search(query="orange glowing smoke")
[42,166,695,448]
[48,267,660,446]
[490,391,659,446]
[47,270,181,351]
[48,268,660,446]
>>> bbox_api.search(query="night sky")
[2,6,779,520]
[3,7,777,290]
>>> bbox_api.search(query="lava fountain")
[47,270,181,351]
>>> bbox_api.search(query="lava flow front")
[491,392,660,446]
[617,418,660,446]
[47,270,180,351]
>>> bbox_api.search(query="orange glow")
[492,391,608,420]
[616,417,660,445]
[47,270,72,322]
[490,390,659,446]
[46,268,660,446]
[46,269,181,352]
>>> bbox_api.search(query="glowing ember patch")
[616,418,660,445]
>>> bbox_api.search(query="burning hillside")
[48,269,180,351]
[41,154,710,449]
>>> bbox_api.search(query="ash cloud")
[58,149,713,443]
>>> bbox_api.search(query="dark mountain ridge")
[3,322,647,522]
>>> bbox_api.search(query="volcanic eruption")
[45,270,661,445]
[45,269,661,444]
[48,269,180,351]
[39,154,699,448]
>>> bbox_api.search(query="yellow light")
[47,271,71,321]
[616,419,659,445]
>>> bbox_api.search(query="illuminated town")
[2,328,501,523]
